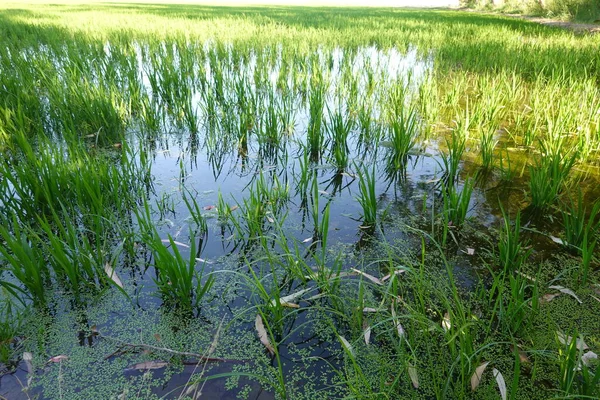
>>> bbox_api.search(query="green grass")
[0,2,599,399]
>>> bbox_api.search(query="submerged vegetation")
[0,1,599,399]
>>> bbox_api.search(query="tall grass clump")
[561,192,600,284]
[387,106,419,171]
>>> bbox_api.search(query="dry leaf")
[391,303,405,339]
[48,355,69,363]
[302,237,313,243]
[471,361,490,391]
[363,307,379,313]
[280,302,300,308]
[183,383,201,400]
[338,335,354,357]
[255,314,275,356]
[351,268,383,285]
[162,239,190,248]
[23,352,33,374]
[104,263,123,289]
[557,332,589,351]
[493,368,507,400]
[408,364,419,389]
[271,288,312,307]
[442,312,451,332]
[318,190,330,196]
[539,293,561,304]
[127,360,168,371]
[550,235,565,245]
[363,321,371,345]
[549,285,582,304]
[582,351,598,367]
[203,205,216,211]
[516,270,537,282]
[381,269,406,282]
[510,345,530,364]
[229,205,239,212]
[464,248,475,255]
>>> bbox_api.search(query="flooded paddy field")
[0,2,599,399]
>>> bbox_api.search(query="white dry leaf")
[302,237,313,243]
[255,314,275,356]
[390,304,405,339]
[493,368,507,400]
[183,383,201,400]
[162,239,189,248]
[363,307,379,313]
[550,235,566,246]
[104,263,124,289]
[351,268,383,285]
[442,312,452,332]
[338,335,354,357]
[539,293,561,304]
[582,351,598,367]
[23,352,34,387]
[549,285,582,304]
[516,270,537,282]
[557,332,589,351]
[195,257,213,265]
[470,361,490,391]
[407,364,419,389]
[381,269,406,282]
[270,288,312,307]
[363,321,371,345]
[48,355,69,363]
[127,360,169,371]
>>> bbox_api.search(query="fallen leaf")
[582,351,598,367]
[267,216,275,223]
[557,332,589,351]
[127,360,169,371]
[550,235,565,245]
[363,321,371,345]
[465,248,475,255]
[510,345,530,364]
[229,205,239,212]
[442,312,451,332]
[493,368,507,400]
[318,190,330,196]
[23,352,33,374]
[408,364,419,389]
[104,263,123,289]
[381,269,406,282]
[271,288,312,307]
[351,268,383,285]
[203,205,216,211]
[471,361,490,391]
[539,293,561,304]
[183,383,201,400]
[391,303,405,339]
[194,257,212,264]
[162,239,190,248]
[302,237,313,243]
[363,307,379,313]
[338,335,354,357]
[280,302,300,308]
[255,314,275,356]
[549,285,582,304]
[48,355,69,363]
[516,270,537,282]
